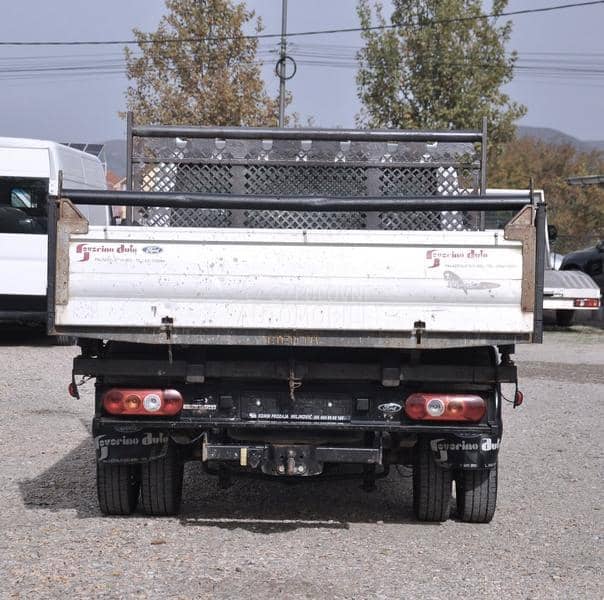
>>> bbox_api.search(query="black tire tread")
[97,462,140,516]
[413,441,452,522]
[456,466,498,523]
[140,446,183,516]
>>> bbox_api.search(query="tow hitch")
[202,439,382,477]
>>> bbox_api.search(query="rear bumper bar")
[93,418,501,471]
[93,416,499,436]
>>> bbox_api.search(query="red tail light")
[574,298,600,308]
[102,389,183,416]
[405,393,486,422]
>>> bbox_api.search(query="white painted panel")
[0,147,49,178]
[56,226,533,335]
[0,233,47,295]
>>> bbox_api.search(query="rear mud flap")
[428,434,500,469]
[95,431,169,464]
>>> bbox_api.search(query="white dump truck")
[0,137,107,341]
[48,118,545,522]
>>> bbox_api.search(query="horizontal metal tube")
[205,444,381,464]
[94,416,497,435]
[62,189,530,211]
[131,124,483,143]
[315,447,382,463]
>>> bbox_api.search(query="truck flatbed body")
[48,123,543,348]
[53,221,535,348]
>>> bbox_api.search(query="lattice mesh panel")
[375,165,479,231]
[378,166,440,230]
[244,210,366,229]
[170,162,231,227]
[377,211,440,230]
[244,165,368,196]
[241,165,368,229]
[135,162,233,227]
[130,134,484,231]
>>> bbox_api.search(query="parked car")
[556,241,604,326]
[561,241,604,293]
[508,212,600,327]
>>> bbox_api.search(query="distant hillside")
[517,126,604,153]
[102,126,604,178]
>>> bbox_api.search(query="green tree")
[356,0,526,150]
[491,137,604,252]
[124,0,278,126]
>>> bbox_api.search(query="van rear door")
[0,177,49,304]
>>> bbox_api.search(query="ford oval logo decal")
[378,402,402,415]
[142,245,163,254]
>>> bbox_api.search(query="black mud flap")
[428,434,500,469]
[95,431,169,464]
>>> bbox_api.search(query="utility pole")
[278,0,288,127]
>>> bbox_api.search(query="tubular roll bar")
[61,189,531,212]
[130,124,484,143]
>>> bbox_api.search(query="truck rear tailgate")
[53,223,534,346]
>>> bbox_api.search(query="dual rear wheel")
[96,445,184,516]
[97,440,497,522]
[412,440,497,523]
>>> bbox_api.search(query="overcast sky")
[0,0,602,142]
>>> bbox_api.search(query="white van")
[0,137,108,340]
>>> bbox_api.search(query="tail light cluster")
[405,393,486,422]
[102,388,183,416]
[574,298,600,308]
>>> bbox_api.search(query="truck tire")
[413,440,452,522]
[140,445,183,516]
[97,462,140,515]
[555,310,574,327]
[455,466,498,523]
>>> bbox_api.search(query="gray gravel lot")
[0,328,602,599]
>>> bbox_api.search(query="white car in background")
[0,137,108,342]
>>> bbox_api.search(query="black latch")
[413,320,426,344]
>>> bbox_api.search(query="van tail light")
[405,393,486,422]
[574,298,600,308]
[102,389,183,416]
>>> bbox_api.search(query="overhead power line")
[0,1,602,47]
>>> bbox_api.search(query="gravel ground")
[0,327,602,599]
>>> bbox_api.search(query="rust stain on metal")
[266,335,321,346]
[55,198,89,306]
[504,205,536,313]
